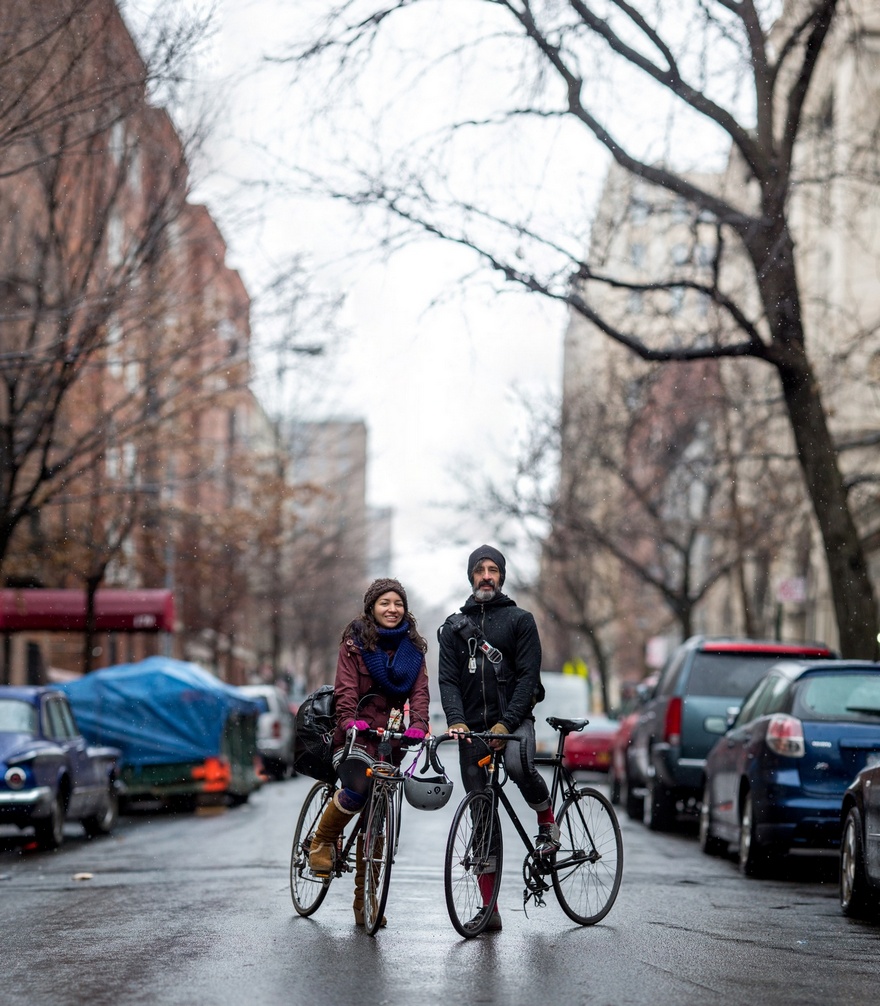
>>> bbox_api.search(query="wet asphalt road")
[0,770,877,1006]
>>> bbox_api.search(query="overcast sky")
[130,0,576,614]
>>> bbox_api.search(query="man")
[438,544,558,932]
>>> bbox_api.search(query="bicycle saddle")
[546,716,590,733]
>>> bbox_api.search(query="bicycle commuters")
[308,578,430,927]
[438,544,558,932]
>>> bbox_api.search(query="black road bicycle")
[433,717,624,938]
[289,727,421,936]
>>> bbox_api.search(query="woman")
[308,577,430,927]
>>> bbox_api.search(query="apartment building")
[0,1,365,684]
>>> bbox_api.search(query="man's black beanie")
[468,545,506,587]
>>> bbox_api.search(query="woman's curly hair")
[340,612,427,654]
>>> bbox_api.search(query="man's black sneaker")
[535,822,561,856]
[463,906,503,932]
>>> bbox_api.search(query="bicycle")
[289,726,431,935]
[431,717,623,938]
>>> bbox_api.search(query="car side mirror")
[703,716,728,735]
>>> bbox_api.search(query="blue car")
[840,761,880,918]
[699,660,880,876]
[0,686,121,850]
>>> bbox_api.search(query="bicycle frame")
[334,729,410,874]
[435,717,623,934]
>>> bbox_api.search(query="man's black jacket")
[438,592,542,733]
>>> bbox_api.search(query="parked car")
[0,686,120,850]
[699,659,880,876]
[627,636,835,830]
[840,760,880,918]
[60,657,263,809]
[239,684,297,780]
[563,715,619,776]
[610,673,658,808]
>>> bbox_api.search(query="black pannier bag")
[293,684,337,783]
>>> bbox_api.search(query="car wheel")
[698,780,726,856]
[609,769,621,805]
[623,772,643,820]
[840,806,873,918]
[83,782,119,838]
[738,791,781,877]
[34,793,65,851]
[644,776,676,831]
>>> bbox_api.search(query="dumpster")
[58,657,262,808]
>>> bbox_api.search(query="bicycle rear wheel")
[552,786,623,925]
[444,790,503,938]
[363,788,395,935]
[290,781,333,916]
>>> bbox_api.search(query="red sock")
[537,807,555,825]
[478,873,496,906]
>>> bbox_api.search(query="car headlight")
[5,766,29,790]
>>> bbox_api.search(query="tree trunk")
[83,576,101,673]
[774,342,878,657]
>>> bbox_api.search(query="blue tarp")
[57,657,261,767]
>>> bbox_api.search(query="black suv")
[625,636,835,830]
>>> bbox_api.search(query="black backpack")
[293,684,337,783]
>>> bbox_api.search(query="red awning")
[0,589,175,633]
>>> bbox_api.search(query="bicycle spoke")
[290,782,333,916]
[552,787,623,925]
[444,791,502,938]
[363,789,394,935]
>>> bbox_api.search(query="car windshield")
[686,654,784,698]
[793,673,880,722]
[0,699,38,734]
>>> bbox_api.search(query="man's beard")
[474,585,497,602]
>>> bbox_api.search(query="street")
[0,771,876,1006]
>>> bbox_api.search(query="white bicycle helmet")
[404,773,454,811]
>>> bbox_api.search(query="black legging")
[458,718,550,811]
[335,752,373,810]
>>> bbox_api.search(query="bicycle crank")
[521,853,551,915]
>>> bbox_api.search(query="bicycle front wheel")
[552,786,623,925]
[444,790,503,938]
[363,787,395,936]
[290,781,333,916]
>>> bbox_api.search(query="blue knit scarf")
[358,622,423,700]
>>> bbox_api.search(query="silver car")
[239,684,296,780]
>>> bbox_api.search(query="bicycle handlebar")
[343,725,427,761]
[425,730,523,776]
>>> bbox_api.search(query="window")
[0,700,37,734]
[629,200,649,225]
[671,244,688,267]
[43,698,70,740]
[686,654,785,699]
[793,673,880,722]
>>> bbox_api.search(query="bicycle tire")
[290,781,333,916]
[552,786,623,925]
[444,790,503,938]
[363,787,395,935]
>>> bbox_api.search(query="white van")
[533,673,590,755]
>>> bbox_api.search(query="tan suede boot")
[353,833,387,927]
[309,793,357,876]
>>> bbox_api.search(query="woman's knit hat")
[363,577,408,615]
[467,545,506,586]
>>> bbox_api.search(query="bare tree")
[280,0,880,657]
[0,2,235,578]
[463,354,805,701]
